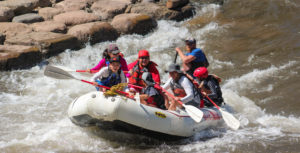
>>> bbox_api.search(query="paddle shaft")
[76,70,128,73]
[76,70,99,73]
[174,52,178,63]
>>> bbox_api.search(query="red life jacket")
[129,61,156,87]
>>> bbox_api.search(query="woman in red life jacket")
[162,64,201,111]
[139,72,168,109]
[128,50,160,92]
[193,67,224,107]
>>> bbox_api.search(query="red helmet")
[138,50,150,58]
[193,67,208,79]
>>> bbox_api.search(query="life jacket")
[100,68,121,87]
[170,74,201,100]
[142,85,166,110]
[202,75,223,105]
[129,61,154,87]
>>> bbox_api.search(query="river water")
[1,0,300,152]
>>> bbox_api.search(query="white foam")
[223,61,297,93]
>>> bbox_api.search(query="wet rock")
[0,0,51,15]
[0,7,14,22]
[0,45,42,70]
[53,10,100,26]
[111,13,157,35]
[0,34,5,45]
[68,21,119,45]
[12,13,44,23]
[0,22,33,39]
[91,0,131,20]
[166,0,189,9]
[4,32,80,57]
[30,21,67,33]
[130,2,194,21]
[38,7,63,20]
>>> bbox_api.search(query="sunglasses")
[139,56,149,59]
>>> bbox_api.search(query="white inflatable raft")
[68,91,225,137]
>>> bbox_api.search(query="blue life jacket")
[100,69,122,87]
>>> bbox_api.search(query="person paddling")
[88,44,129,77]
[175,38,209,77]
[139,72,168,109]
[162,64,201,110]
[128,50,160,91]
[91,56,127,92]
[193,67,224,107]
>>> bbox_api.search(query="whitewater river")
[1,0,300,152]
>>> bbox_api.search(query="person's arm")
[179,77,195,103]
[90,67,108,82]
[162,78,172,90]
[91,59,106,71]
[175,48,196,63]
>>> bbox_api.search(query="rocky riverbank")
[0,0,222,71]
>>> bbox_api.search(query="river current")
[1,0,300,152]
